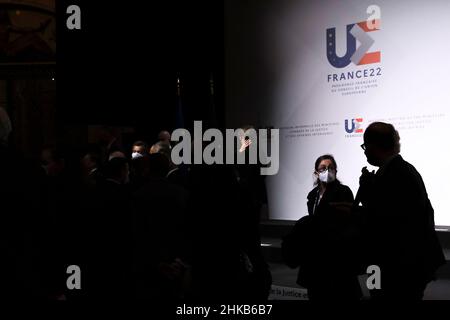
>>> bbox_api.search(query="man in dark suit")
[358,122,445,300]
[84,157,133,300]
[130,153,190,300]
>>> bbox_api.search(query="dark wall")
[58,1,225,134]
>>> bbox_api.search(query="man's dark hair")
[151,141,171,159]
[147,153,170,178]
[364,122,400,152]
[132,140,148,150]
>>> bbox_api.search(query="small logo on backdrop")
[345,118,364,137]
[345,118,364,134]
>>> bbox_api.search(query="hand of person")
[357,167,376,206]
[239,137,252,153]
[359,166,375,187]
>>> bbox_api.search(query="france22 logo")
[327,6,381,68]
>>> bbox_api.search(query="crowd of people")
[0,108,270,301]
[0,105,446,301]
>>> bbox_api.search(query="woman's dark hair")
[314,154,339,185]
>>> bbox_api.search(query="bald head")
[364,122,400,152]
[363,122,400,167]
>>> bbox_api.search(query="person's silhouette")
[283,154,363,300]
[357,122,445,300]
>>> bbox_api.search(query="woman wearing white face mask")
[307,154,353,216]
[299,154,362,300]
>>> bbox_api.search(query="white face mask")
[131,152,143,159]
[318,169,336,183]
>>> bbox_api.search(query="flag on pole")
[207,72,218,129]
[175,76,185,129]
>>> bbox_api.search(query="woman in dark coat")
[283,154,363,300]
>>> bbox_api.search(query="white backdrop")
[225,0,450,226]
